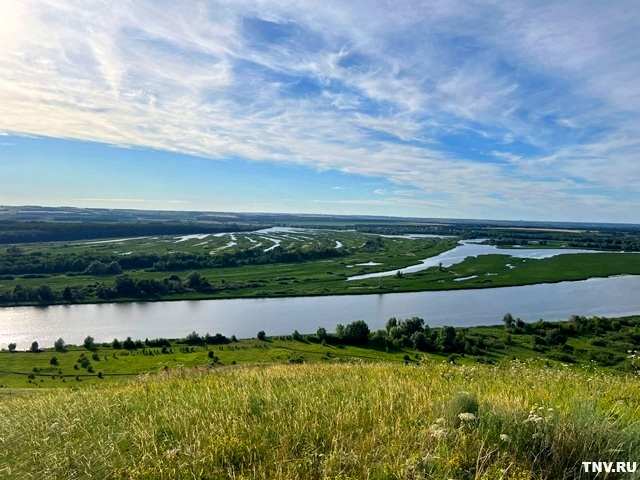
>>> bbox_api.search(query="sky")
[1,1,639,222]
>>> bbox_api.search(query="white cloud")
[1,0,639,220]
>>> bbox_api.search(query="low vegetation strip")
[0,362,639,479]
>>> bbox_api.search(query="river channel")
[1,275,639,349]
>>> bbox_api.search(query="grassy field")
[1,316,639,478]
[1,361,639,479]
[2,315,639,389]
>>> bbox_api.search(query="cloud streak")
[1,0,639,221]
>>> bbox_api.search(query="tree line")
[0,221,262,244]
[0,243,344,277]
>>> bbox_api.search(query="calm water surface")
[1,276,639,349]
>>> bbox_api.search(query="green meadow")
[1,313,639,478]
[2,228,640,305]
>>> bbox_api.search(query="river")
[1,275,640,349]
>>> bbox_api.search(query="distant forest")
[353,224,640,252]
[0,221,263,244]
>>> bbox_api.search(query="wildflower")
[429,426,447,440]
[435,417,446,425]
[526,414,543,423]
[458,412,476,422]
[499,434,509,442]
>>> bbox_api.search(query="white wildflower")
[499,434,509,442]
[429,426,447,440]
[458,412,476,422]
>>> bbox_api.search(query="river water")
[347,240,623,280]
[1,275,639,349]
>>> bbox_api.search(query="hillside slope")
[1,362,639,479]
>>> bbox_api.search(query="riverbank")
[1,313,639,390]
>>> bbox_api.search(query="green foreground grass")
[1,362,639,479]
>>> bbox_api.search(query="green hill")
[1,361,639,479]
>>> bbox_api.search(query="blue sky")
[1,1,639,222]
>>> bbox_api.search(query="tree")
[385,317,398,331]
[397,317,425,337]
[106,261,123,274]
[343,320,370,344]
[316,327,328,341]
[36,284,55,302]
[185,271,211,291]
[257,331,266,341]
[50,356,59,366]
[502,313,515,331]
[123,336,137,350]
[83,335,96,351]
[62,286,73,301]
[30,341,40,352]
[8,342,16,352]
[112,338,122,349]
[54,337,66,352]
[411,331,429,351]
[436,326,457,352]
[185,331,204,345]
[115,274,138,296]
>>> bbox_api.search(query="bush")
[608,341,635,353]
[445,391,479,427]
[547,352,575,363]
[257,331,266,341]
[50,356,59,366]
[589,350,625,366]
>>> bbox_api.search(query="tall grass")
[1,361,639,479]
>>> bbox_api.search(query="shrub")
[547,352,575,363]
[257,331,266,341]
[589,350,625,366]
[445,391,479,427]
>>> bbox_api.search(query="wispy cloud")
[1,1,639,220]
[77,198,189,204]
